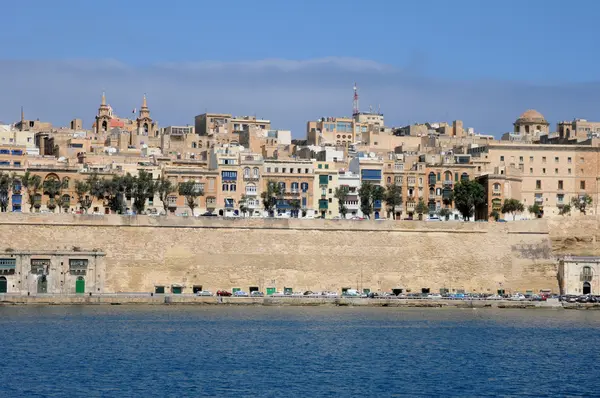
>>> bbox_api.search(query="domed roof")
[516,109,547,124]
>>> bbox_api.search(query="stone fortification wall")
[0,214,557,294]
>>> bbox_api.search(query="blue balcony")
[221,171,238,181]
[276,200,292,209]
[373,200,382,209]
[11,150,23,156]
[11,195,22,205]
[361,169,382,181]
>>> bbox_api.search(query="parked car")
[200,212,217,217]
[195,290,213,296]
[509,293,526,301]
[233,291,249,297]
[250,291,264,297]
[426,216,441,222]
[216,290,232,297]
[486,294,503,300]
[427,293,442,300]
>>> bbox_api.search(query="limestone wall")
[0,214,558,294]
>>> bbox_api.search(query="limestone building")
[558,256,599,295]
[0,250,105,294]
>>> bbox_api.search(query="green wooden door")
[172,286,182,294]
[38,276,47,293]
[266,287,276,296]
[75,277,85,294]
[0,277,6,293]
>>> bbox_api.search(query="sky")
[1,0,600,137]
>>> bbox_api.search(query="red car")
[216,290,232,297]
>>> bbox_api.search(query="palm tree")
[43,177,67,213]
[0,172,14,212]
[261,180,282,217]
[75,180,93,213]
[290,199,301,218]
[239,194,249,217]
[334,185,349,219]
[22,171,42,212]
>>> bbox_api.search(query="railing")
[443,180,453,187]
[243,176,260,181]
[580,274,593,282]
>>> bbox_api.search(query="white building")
[559,256,599,295]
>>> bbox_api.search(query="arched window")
[429,187,434,196]
[230,184,236,192]
[143,123,149,134]
[253,167,259,177]
[493,183,501,193]
[101,120,107,132]
[387,176,391,184]
[300,182,308,192]
[428,172,436,186]
[444,171,452,182]
[525,125,530,133]
[222,184,229,191]
[278,182,286,192]
[461,172,469,182]
[244,167,250,177]
[291,182,299,192]
[192,142,197,148]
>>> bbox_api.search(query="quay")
[0,293,595,309]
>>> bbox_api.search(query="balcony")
[245,189,258,196]
[580,273,593,282]
[243,175,260,182]
[407,181,415,187]
[443,180,453,187]
[534,197,543,204]
[319,199,328,210]
[225,202,234,209]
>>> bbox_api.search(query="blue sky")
[2,0,600,137]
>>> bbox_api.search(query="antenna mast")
[353,82,359,117]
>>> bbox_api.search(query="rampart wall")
[0,214,561,294]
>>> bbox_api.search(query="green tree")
[75,180,93,213]
[489,210,500,221]
[452,180,486,221]
[22,171,42,212]
[43,176,68,213]
[261,180,282,216]
[155,174,177,215]
[571,194,593,215]
[358,182,374,218]
[0,172,14,212]
[334,185,350,219]
[415,199,428,220]
[528,203,542,218]
[384,184,402,219]
[128,171,154,214]
[501,198,525,221]
[559,204,571,216]
[438,207,452,221]
[178,180,203,215]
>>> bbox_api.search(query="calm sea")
[0,306,599,397]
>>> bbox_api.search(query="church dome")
[516,109,548,124]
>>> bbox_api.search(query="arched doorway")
[374,211,380,219]
[37,275,47,293]
[0,276,6,293]
[75,276,85,294]
[583,281,591,295]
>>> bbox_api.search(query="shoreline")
[0,295,598,309]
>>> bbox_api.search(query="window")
[568,157,572,164]
[328,175,332,181]
[493,183,501,193]
[69,259,88,276]
[305,169,309,174]
[279,182,286,192]
[530,168,533,174]
[282,168,286,173]
[557,194,564,204]
[301,182,309,192]
[325,164,329,169]
[274,168,279,173]
[519,156,523,162]
[580,157,584,163]
[230,184,236,192]
[568,168,572,175]
[536,180,541,189]
[500,156,504,161]
[580,181,586,190]
[582,266,593,282]
[555,157,559,163]
[542,168,546,174]
[555,168,558,174]
[267,167,271,173]
[542,157,546,163]
[222,184,229,191]
[530,156,534,162]
[558,180,563,190]
[244,168,250,177]
[253,168,259,177]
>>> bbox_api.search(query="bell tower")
[95,91,112,135]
